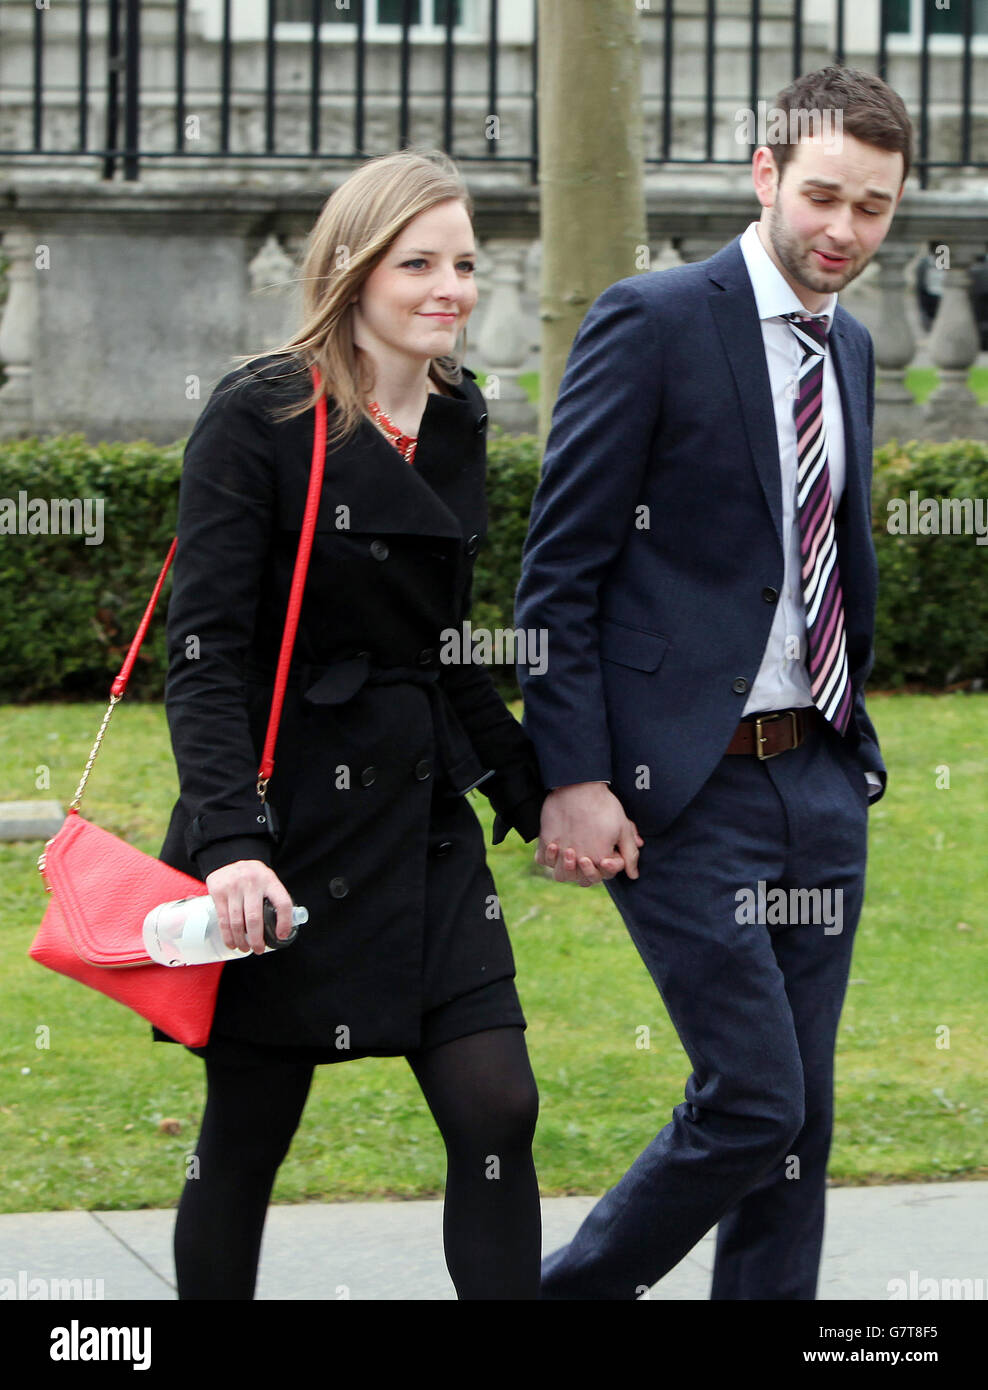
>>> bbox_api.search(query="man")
[514,66,910,1299]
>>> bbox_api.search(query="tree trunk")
[538,0,646,442]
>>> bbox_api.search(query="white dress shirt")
[738,220,845,717]
[738,222,879,797]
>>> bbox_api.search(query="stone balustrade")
[0,180,984,443]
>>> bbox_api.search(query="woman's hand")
[204,861,296,954]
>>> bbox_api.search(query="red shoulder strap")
[110,538,178,698]
[257,367,327,787]
[109,365,327,796]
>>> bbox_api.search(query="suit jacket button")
[370,540,389,561]
[434,840,453,857]
[465,533,480,555]
[732,677,749,694]
[360,766,376,787]
[414,759,432,781]
[762,587,779,603]
[475,413,488,433]
[329,876,349,898]
[417,648,435,666]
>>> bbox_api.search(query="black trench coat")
[157,354,545,1054]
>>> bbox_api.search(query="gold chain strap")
[37,693,121,884]
[69,694,121,811]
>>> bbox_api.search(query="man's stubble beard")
[767,199,872,297]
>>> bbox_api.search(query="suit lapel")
[706,241,872,562]
[706,243,785,551]
[828,310,869,526]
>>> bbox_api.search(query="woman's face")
[352,198,478,371]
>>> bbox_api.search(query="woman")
[156,148,546,1300]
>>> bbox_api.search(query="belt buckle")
[755,710,799,760]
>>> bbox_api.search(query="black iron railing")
[1,0,984,186]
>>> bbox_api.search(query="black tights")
[174,1027,541,1300]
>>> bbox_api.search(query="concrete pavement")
[1,1180,985,1300]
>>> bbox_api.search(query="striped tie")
[782,312,852,735]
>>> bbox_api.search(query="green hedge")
[0,430,985,700]
[0,436,182,700]
[871,437,988,687]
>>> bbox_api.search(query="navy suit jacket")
[514,234,887,838]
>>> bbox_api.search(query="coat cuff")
[491,793,545,846]
[482,755,546,845]
[193,834,275,880]
[185,804,280,878]
[185,803,279,857]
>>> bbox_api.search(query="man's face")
[754,132,904,310]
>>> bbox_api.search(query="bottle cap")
[261,899,305,949]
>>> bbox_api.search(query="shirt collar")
[739,221,837,333]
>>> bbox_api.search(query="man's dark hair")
[770,65,913,187]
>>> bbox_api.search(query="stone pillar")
[646,238,683,273]
[0,229,38,439]
[676,237,724,265]
[474,238,537,433]
[246,234,300,351]
[923,243,987,442]
[871,241,920,447]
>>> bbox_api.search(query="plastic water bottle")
[143,895,307,967]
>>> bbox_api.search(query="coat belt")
[244,655,496,798]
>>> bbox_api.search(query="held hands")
[535,782,644,886]
[204,860,296,954]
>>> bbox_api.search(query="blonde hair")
[236,147,475,450]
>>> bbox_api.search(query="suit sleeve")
[164,370,280,878]
[851,330,887,804]
[514,277,662,791]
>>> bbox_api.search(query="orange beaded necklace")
[366,380,443,466]
[366,399,418,465]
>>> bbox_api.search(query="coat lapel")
[320,374,487,542]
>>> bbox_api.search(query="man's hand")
[536,782,644,886]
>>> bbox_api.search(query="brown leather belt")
[726,707,820,760]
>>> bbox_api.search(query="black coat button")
[329,876,349,898]
[762,587,779,603]
[475,413,488,433]
[370,540,389,561]
[732,677,749,694]
[465,533,480,555]
[434,840,453,857]
[414,759,432,780]
[417,648,435,666]
[360,766,376,787]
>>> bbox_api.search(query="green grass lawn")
[1,694,985,1212]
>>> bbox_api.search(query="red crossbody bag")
[29,368,327,1046]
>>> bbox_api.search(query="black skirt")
[154,769,526,1068]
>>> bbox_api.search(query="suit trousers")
[541,716,870,1299]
